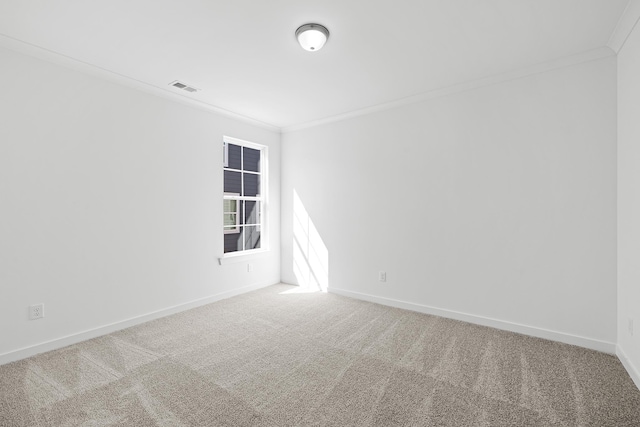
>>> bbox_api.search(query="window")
[223,136,267,254]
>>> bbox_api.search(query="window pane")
[243,173,260,197]
[223,199,237,214]
[224,170,241,194]
[244,201,260,225]
[244,225,261,250]
[226,143,241,170]
[243,147,261,172]
[224,227,244,253]
[224,214,236,227]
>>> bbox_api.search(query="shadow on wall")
[292,189,329,292]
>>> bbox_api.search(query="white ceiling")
[0,0,631,129]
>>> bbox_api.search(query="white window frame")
[222,136,268,259]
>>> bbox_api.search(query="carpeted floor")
[1,284,639,426]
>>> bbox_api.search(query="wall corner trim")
[327,287,617,355]
[0,281,278,366]
[617,345,640,391]
[607,0,640,53]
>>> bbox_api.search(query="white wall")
[282,56,617,350]
[617,18,640,384]
[0,46,281,362]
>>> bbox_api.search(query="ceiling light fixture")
[295,23,329,52]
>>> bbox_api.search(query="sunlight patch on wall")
[292,189,329,292]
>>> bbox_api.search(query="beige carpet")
[1,284,639,426]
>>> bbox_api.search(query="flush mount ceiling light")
[295,23,329,52]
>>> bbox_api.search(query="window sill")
[218,249,269,265]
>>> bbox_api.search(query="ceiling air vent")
[169,80,199,93]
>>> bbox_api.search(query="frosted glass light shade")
[296,24,329,51]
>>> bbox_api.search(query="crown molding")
[282,46,615,133]
[0,33,280,133]
[0,31,619,136]
[608,0,640,53]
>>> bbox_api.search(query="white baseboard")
[0,281,276,366]
[617,345,640,391]
[328,287,616,354]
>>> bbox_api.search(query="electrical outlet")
[29,304,44,320]
[379,271,387,282]
[247,263,253,272]
[629,318,634,336]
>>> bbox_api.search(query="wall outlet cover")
[29,304,44,320]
